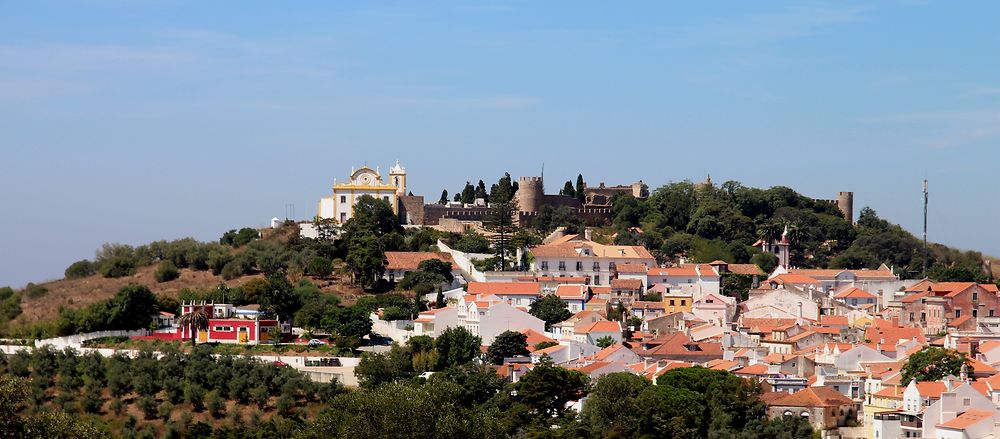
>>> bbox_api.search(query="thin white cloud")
[0,44,197,72]
[864,109,1000,149]
[389,95,542,110]
[682,2,870,46]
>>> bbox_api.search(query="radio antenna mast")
[922,179,929,278]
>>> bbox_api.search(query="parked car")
[307,339,326,347]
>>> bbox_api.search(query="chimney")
[940,392,958,425]
[584,228,593,241]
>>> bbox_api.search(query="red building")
[178,302,283,345]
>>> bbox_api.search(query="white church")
[317,161,407,223]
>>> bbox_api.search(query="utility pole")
[923,179,929,279]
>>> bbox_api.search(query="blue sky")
[2,1,999,287]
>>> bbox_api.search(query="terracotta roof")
[971,358,997,374]
[769,273,820,285]
[575,361,611,374]
[706,359,741,371]
[640,332,723,361]
[948,315,973,328]
[385,251,458,270]
[577,320,622,334]
[788,267,896,280]
[864,325,926,349]
[555,284,589,300]
[937,409,995,430]
[648,267,698,276]
[467,282,540,296]
[769,386,853,408]
[531,240,655,259]
[631,300,665,309]
[522,328,557,351]
[733,363,770,376]
[740,318,798,333]
[610,278,643,289]
[534,276,588,283]
[872,386,903,399]
[914,381,948,398]
[593,343,630,361]
[980,340,1000,353]
[615,263,649,274]
[533,344,567,355]
[726,263,766,276]
[820,315,849,326]
[834,287,877,299]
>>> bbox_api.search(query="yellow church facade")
[317,161,406,223]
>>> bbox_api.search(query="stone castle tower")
[516,176,544,213]
[836,192,854,223]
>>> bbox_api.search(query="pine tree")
[561,181,575,198]
[438,190,449,205]
[482,183,520,270]
[475,180,488,200]
[461,182,475,204]
[575,174,586,202]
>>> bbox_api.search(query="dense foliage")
[1,344,339,438]
[607,181,992,280]
[901,347,973,383]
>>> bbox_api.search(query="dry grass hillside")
[16,265,365,326]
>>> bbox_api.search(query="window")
[340,195,346,203]
[956,309,962,318]
[973,292,979,302]
[973,309,978,318]
[213,325,233,332]
[593,275,600,285]
[576,261,583,271]
[558,261,566,271]
[340,212,346,222]
[541,261,548,270]
[991,309,995,317]
[909,312,914,321]
[681,300,687,306]
[593,261,600,271]
[669,300,675,306]
[963,398,971,406]
[383,196,390,202]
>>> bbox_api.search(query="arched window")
[800,411,810,418]
[783,410,793,416]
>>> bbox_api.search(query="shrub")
[306,256,333,277]
[65,260,97,279]
[100,256,136,278]
[21,283,48,299]
[155,261,181,283]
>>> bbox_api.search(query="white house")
[691,293,733,326]
[467,282,541,308]
[574,320,623,346]
[529,234,656,286]
[647,264,721,297]
[555,284,591,314]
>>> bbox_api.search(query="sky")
[2,1,999,288]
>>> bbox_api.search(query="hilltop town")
[2,162,999,438]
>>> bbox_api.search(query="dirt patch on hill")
[16,266,365,324]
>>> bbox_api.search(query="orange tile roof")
[577,320,622,334]
[522,328,557,351]
[648,267,698,276]
[555,284,588,300]
[864,325,926,350]
[534,276,588,283]
[820,315,849,326]
[706,359,741,371]
[726,263,766,276]
[948,315,973,328]
[610,278,643,289]
[937,409,995,430]
[740,318,799,333]
[615,263,650,274]
[769,273,821,285]
[575,361,611,374]
[789,267,896,280]
[385,251,458,270]
[467,282,541,296]
[734,363,770,376]
[971,358,997,374]
[531,240,655,259]
[872,387,903,399]
[914,381,948,398]
[834,287,877,299]
[593,343,630,361]
[770,386,853,408]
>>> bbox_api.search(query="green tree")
[453,231,491,254]
[560,180,575,198]
[65,260,96,279]
[595,336,615,349]
[475,180,488,200]
[529,295,572,331]
[418,258,454,283]
[901,347,973,383]
[751,252,779,274]
[582,373,650,437]
[482,182,520,270]
[306,256,333,277]
[154,260,180,282]
[176,307,208,346]
[435,327,482,370]
[345,232,385,289]
[575,174,586,202]
[515,356,589,418]
[461,181,476,204]
[438,190,449,205]
[486,331,529,365]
